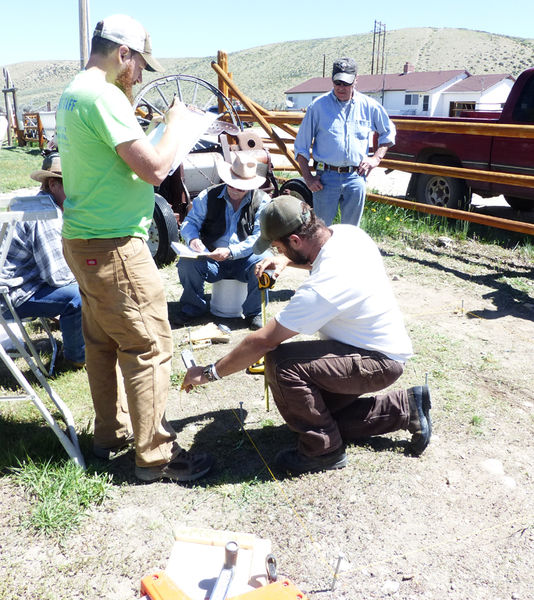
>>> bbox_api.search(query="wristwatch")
[202,363,221,382]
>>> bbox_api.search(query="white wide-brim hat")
[216,154,266,191]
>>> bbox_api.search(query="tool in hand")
[209,541,239,600]
[257,271,276,292]
[181,349,196,369]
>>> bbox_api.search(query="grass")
[362,198,534,255]
[10,457,112,536]
[470,415,484,436]
[0,146,43,193]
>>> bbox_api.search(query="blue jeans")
[177,251,271,318]
[313,169,367,226]
[14,283,85,363]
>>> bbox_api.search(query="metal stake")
[331,553,344,591]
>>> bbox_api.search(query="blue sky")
[1,0,532,66]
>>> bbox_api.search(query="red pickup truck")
[387,67,534,211]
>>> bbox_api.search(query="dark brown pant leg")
[265,339,409,456]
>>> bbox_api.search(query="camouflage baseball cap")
[332,57,357,84]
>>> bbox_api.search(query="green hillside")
[4,27,534,111]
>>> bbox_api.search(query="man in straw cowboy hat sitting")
[174,153,272,330]
[1,153,85,370]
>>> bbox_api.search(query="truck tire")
[278,178,313,207]
[416,173,467,210]
[504,196,534,212]
[149,194,179,266]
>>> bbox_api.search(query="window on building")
[422,95,429,111]
[404,94,419,105]
[513,76,534,123]
[449,101,476,117]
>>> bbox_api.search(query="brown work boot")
[135,448,214,483]
[407,385,432,456]
[275,446,347,475]
[93,433,135,461]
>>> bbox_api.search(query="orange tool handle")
[140,572,192,600]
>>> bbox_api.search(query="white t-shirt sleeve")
[276,287,338,335]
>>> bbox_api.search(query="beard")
[280,242,310,265]
[115,61,135,104]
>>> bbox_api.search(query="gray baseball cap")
[332,57,357,84]
[253,196,311,254]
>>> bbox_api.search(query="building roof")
[444,73,515,92]
[286,69,480,95]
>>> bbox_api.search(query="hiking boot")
[55,353,85,373]
[407,385,432,455]
[135,449,214,482]
[245,314,263,331]
[169,310,195,328]
[275,446,347,475]
[93,433,135,460]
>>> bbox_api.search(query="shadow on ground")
[383,246,534,322]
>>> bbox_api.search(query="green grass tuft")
[11,457,113,535]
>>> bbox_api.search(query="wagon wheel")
[133,73,243,133]
[133,75,243,264]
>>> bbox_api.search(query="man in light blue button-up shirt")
[294,57,395,226]
[176,154,272,330]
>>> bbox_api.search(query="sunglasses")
[334,80,353,87]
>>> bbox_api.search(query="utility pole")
[371,20,386,75]
[79,0,91,69]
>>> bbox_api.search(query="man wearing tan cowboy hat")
[2,153,85,370]
[57,14,213,482]
[175,153,272,330]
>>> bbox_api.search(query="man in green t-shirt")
[57,14,213,482]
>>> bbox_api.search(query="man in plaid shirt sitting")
[2,153,85,370]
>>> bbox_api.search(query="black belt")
[315,161,357,173]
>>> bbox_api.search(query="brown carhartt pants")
[265,339,410,456]
[63,236,178,467]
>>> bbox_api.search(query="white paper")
[171,241,208,259]
[146,107,219,176]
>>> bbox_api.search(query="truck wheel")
[149,194,179,266]
[278,178,313,207]
[504,196,533,212]
[416,174,467,210]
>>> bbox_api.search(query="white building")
[285,64,515,118]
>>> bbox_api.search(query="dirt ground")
[0,201,533,599]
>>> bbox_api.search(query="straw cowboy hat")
[216,153,266,191]
[30,153,62,183]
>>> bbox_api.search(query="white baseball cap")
[93,14,163,72]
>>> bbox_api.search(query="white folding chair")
[0,196,85,468]
[0,289,58,377]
